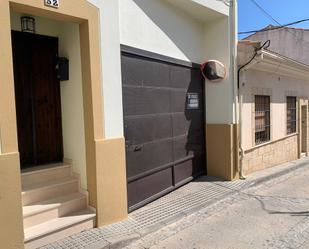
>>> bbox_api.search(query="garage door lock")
[134,145,143,152]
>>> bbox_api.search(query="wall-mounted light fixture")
[21,16,36,33]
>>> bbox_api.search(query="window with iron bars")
[255,95,270,145]
[287,96,297,134]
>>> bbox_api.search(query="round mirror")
[201,60,226,82]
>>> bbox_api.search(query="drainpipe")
[238,83,245,179]
[237,40,270,180]
[230,0,240,179]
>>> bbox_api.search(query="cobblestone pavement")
[126,165,309,249]
[42,158,309,249]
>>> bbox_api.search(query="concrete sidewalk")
[41,158,309,249]
[128,160,309,249]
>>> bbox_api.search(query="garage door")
[121,46,206,211]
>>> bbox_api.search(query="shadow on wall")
[132,0,205,63]
[184,68,206,175]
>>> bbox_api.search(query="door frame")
[298,98,308,158]
[0,1,127,247]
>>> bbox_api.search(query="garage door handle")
[134,145,143,152]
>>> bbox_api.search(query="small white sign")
[44,0,59,8]
[187,93,200,110]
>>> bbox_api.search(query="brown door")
[12,31,63,168]
[121,46,206,211]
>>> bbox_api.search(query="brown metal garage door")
[121,45,206,211]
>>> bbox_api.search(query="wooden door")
[12,31,63,168]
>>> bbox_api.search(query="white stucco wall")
[119,0,206,64]
[88,0,235,139]
[10,12,87,189]
[193,0,229,15]
[119,0,235,124]
[241,69,306,151]
[88,0,124,138]
[204,17,234,124]
[58,23,87,190]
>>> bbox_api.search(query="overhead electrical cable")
[238,19,309,35]
[249,0,281,26]
[239,0,309,46]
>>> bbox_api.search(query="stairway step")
[24,209,96,249]
[21,163,72,189]
[23,193,87,229]
[22,177,79,206]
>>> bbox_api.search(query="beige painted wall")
[58,23,87,190]
[240,69,308,151]
[11,12,60,36]
[10,12,87,189]
[1,0,124,242]
[0,153,24,249]
[206,124,239,181]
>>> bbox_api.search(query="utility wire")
[249,0,281,26]
[238,19,309,35]
[241,0,309,46]
[237,40,270,88]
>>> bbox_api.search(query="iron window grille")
[287,96,297,134]
[255,95,270,145]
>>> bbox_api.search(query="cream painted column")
[84,0,128,226]
[0,2,25,248]
[88,0,124,138]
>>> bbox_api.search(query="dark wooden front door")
[121,46,206,211]
[12,31,63,168]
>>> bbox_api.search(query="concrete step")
[21,163,72,189]
[23,192,87,229]
[22,177,79,206]
[24,209,96,249]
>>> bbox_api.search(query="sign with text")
[186,93,200,110]
[44,0,59,8]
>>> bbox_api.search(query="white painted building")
[238,40,309,175]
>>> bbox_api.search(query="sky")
[238,0,309,39]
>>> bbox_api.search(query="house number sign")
[44,0,59,8]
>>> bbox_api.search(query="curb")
[250,159,309,188]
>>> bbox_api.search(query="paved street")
[126,166,309,249]
[42,159,309,249]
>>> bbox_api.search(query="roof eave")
[242,49,309,80]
